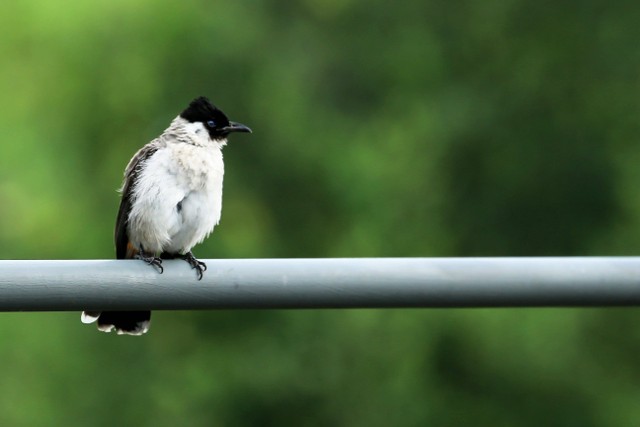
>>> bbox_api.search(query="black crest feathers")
[180,96,230,126]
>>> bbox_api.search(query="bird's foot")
[180,251,207,280]
[135,252,164,274]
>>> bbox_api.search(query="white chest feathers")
[128,141,225,254]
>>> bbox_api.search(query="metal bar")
[0,258,639,311]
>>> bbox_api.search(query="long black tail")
[81,311,151,336]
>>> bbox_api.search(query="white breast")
[127,129,225,255]
[165,142,225,253]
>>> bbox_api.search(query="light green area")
[0,1,639,425]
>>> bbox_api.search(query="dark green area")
[1,0,640,425]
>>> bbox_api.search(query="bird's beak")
[223,121,252,134]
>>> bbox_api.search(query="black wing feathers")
[114,143,160,259]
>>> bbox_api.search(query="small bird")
[82,97,251,335]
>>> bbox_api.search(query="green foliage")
[1,0,640,425]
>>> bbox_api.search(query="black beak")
[222,121,252,134]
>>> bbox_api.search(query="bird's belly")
[128,143,224,255]
[165,187,222,254]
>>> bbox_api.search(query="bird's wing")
[115,141,161,259]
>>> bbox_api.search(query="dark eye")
[206,120,216,128]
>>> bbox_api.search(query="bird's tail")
[81,311,151,336]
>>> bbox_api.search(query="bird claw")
[181,252,207,280]
[135,253,164,274]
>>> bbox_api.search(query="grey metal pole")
[0,258,639,311]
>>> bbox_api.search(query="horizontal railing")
[0,258,639,311]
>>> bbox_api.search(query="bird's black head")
[180,96,251,140]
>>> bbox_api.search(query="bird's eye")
[206,120,216,128]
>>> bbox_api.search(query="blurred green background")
[1,0,640,425]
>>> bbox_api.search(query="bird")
[81,97,251,335]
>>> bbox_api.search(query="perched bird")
[82,97,251,335]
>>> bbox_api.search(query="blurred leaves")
[1,0,640,425]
